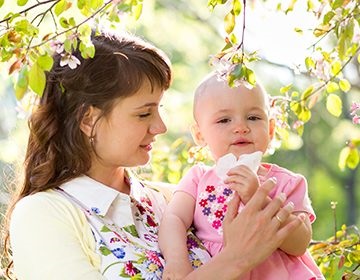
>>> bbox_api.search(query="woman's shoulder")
[11,189,85,225]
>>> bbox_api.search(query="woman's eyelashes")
[138,111,152,118]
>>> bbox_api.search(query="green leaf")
[55,0,67,17]
[15,83,28,101]
[0,0,4,8]
[298,107,311,123]
[90,0,103,10]
[323,11,335,24]
[15,66,29,100]
[331,0,344,10]
[78,24,92,37]
[79,41,95,59]
[59,17,69,28]
[326,94,342,117]
[290,101,301,114]
[347,148,359,169]
[339,79,351,92]
[63,38,72,52]
[17,0,28,6]
[330,61,342,76]
[17,66,29,88]
[344,18,354,41]
[228,64,243,87]
[305,57,315,69]
[232,0,242,16]
[339,147,359,170]
[301,85,314,101]
[338,36,346,60]
[37,54,53,71]
[77,0,86,9]
[68,17,76,26]
[326,81,339,93]
[291,91,299,98]
[280,84,292,94]
[307,0,314,11]
[29,63,46,96]
[132,2,143,20]
[245,67,256,86]
[224,11,235,34]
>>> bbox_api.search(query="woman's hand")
[221,178,302,275]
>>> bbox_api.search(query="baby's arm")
[158,191,196,279]
[277,176,313,256]
[277,212,312,256]
[224,165,260,204]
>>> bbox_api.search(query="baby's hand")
[224,165,260,204]
[162,260,193,280]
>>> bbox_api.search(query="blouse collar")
[60,175,131,216]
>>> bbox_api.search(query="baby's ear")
[80,105,101,137]
[269,118,276,139]
[190,123,206,147]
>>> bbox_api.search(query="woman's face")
[88,80,167,169]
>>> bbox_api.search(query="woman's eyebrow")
[135,102,158,109]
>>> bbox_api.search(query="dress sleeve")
[175,164,207,199]
[10,192,105,280]
[282,174,316,223]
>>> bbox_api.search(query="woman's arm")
[184,179,303,279]
[158,191,197,279]
[10,193,105,280]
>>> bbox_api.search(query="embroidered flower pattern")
[198,184,233,235]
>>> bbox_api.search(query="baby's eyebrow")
[214,108,231,114]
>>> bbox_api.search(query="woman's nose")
[150,115,167,135]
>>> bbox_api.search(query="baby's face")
[194,79,274,161]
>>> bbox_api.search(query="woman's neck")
[86,166,130,194]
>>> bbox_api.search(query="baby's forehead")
[193,75,270,116]
[196,76,263,100]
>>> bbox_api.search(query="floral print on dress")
[59,177,211,279]
[198,184,233,235]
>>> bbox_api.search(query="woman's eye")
[139,112,151,118]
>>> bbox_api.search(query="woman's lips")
[140,144,152,151]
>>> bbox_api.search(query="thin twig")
[29,0,113,50]
[0,0,58,24]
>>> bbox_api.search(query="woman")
[2,31,302,279]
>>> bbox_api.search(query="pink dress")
[176,163,325,280]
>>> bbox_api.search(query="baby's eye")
[217,118,231,124]
[248,115,261,121]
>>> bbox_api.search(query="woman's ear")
[269,118,276,139]
[190,123,206,147]
[80,105,101,137]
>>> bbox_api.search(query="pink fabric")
[176,163,324,280]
